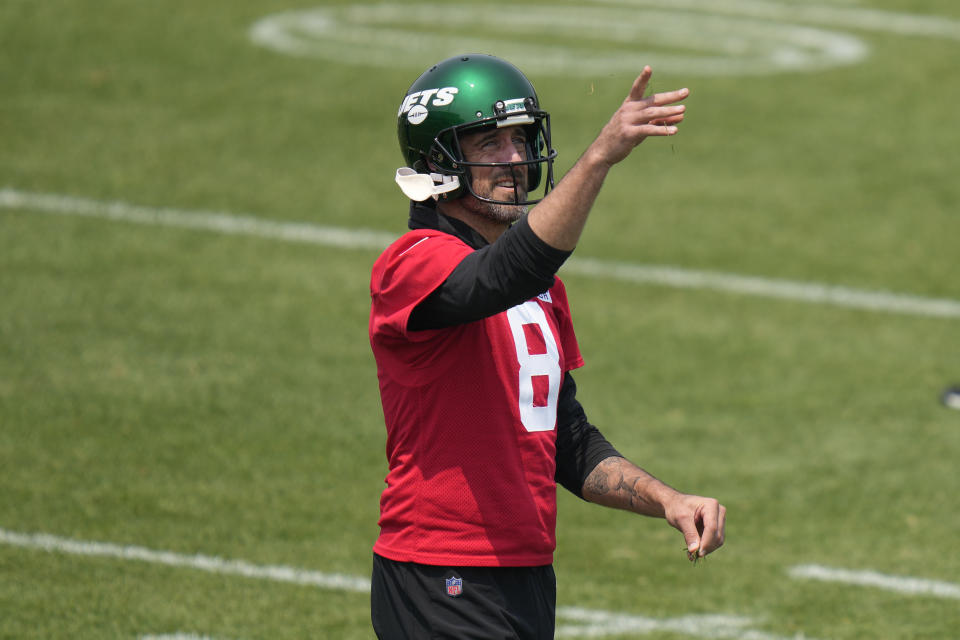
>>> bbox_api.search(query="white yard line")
[139,635,219,640]
[11,525,952,638]
[564,258,960,319]
[0,527,372,593]
[0,526,808,639]
[789,564,960,600]
[3,187,960,319]
[0,188,395,251]
[554,608,808,639]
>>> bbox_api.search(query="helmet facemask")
[428,108,556,207]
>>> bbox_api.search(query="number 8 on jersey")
[506,300,563,432]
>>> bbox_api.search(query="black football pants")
[371,553,556,639]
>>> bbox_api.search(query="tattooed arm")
[583,456,727,559]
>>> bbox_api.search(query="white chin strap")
[395,167,460,201]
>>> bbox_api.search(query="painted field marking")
[554,608,808,639]
[249,1,960,77]
[140,635,220,640]
[592,0,960,42]
[3,187,959,320]
[0,527,808,640]
[0,527,372,593]
[565,257,960,319]
[0,188,395,251]
[249,2,867,77]
[789,564,960,600]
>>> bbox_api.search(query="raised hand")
[590,66,690,167]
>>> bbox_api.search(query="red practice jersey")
[369,228,584,567]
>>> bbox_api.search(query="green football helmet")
[396,54,557,205]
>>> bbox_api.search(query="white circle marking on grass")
[588,0,960,42]
[248,3,868,76]
[249,1,960,77]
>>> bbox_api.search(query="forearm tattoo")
[582,456,662,515]
[582,457,619,497]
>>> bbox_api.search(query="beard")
[462,171,529,224]
[461,196,528,224]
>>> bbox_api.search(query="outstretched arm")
[583,456,726,560]
[527,66,689,251]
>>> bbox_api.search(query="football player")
[370,53,725,639]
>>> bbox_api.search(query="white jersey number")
[506,300,562,432]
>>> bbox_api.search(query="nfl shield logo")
[445,576,463,597]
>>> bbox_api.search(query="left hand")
[663,494,726,559]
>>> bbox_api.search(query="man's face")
[458,125,529,223]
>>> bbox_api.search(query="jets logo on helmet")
[398,87,460,122]
[395,54,557,205]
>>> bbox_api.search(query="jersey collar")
[407,201,490,250]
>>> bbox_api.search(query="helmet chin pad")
[395,168,460,202]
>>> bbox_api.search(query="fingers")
[640,105,686,122]
[696,505,716,557]
[627,67,690,108]
[622,69,689,139]
[682,527,702,557]
[613,103,685,142]
[695,501,726,557]
[651,87,690,107]
[649,113,686,126]
[630,121,681,138]
[637,105,686,132]
[628,66,653,101]
[593,67,690,165]
[718,504,726,547]
[671,497,725,561]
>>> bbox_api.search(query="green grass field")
[2,1,959,638]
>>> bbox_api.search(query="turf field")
[2,1,959,638]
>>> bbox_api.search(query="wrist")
[645,480,683,519]
[582,143,616,174]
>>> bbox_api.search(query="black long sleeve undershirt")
[408,212,570,330]
[404,203,620,498]
[554,373,622,499]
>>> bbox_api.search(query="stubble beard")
[462,172,529,224]
[461,196,528,224]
